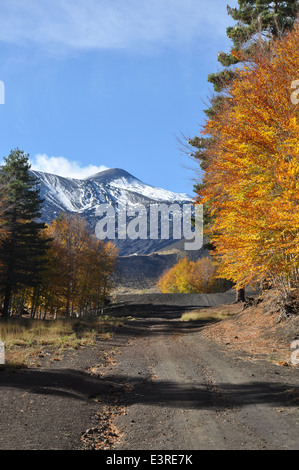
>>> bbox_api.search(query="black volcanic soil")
[0,291,298,451]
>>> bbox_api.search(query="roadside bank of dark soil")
[201,289,299,365]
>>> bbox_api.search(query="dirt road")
[0,297,298,451]
[103,305,299,451]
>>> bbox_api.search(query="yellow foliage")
[198,25,299,294]
[36,213,118,317]
[157,257,222,294]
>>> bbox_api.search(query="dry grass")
[181,304,242,323]
[0,315,127,369]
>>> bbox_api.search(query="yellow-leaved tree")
[197,24,299,300]
[30,213,118,318]
[157,257,229,294]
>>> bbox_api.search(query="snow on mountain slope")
[90,168,190,203]
[30,170,84,212]
[30,168,194,255]
[31,168,192,214]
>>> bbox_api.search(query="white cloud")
[30,153,109,179]
[0,0,235,53]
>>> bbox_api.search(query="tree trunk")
[235,288,245,303]
[2,284,12,317]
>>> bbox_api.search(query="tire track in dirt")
[101,313,299,450]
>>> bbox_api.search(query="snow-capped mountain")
[30,168,194,255]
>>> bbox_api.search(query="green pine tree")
[209,1,299,92]
[0,149,51,317]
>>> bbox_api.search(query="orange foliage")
[198,25,299,294]
[41,213,118,316]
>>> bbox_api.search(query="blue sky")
[0,0,238,195]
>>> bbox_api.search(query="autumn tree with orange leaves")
[30,213,118,318]
[197,24,299,301]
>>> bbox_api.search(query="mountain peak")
[86,168,139,183]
